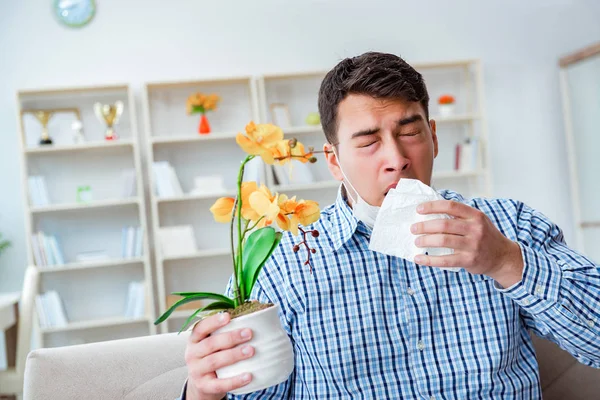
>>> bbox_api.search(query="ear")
[324,143,344,181]
[429,119,439,158]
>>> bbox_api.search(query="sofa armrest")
[23,332,189,400]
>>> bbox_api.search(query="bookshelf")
[257,60,492,209]
[143,76,261,333]
[142,61,492,332]
[16,84,156,348]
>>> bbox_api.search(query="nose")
[383,140,411,174]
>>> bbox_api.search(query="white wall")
[1,0,599,291]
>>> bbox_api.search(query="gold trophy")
[34,111,54,145]
[94,101,124,141]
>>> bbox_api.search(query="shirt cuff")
[495,242,562,314]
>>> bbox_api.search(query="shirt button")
[535,285,544,295]
[587,319,595,328]
[430,397,435,400]
[407,287,415,296]
[417,340,425,351]
[522,298,531,306]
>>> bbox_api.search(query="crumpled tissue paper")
[369,178,461,272]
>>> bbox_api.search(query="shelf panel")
[274,180,340,193]
[25,140,134,154]
[151,132,239,145]
[38,257,145,273]
[581,221,600,228]
[156,191,236,204]
[31,198,140,214]
[41,315,149,334]
[433,170,484,179]
[162,248,231,262]
[431,113,480,123]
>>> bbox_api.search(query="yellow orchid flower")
[295,200,320,226]
[249,186,280,225]
[209,197,235,223]
[236,122,283,164]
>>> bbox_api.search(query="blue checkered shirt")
[182,188,600,399]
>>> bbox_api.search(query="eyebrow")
[350,114,425,139]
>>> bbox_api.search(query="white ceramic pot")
[213,304,294,394]
[439,104,455,117]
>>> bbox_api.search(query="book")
[124,281,146,318]
[31,232,65,267]
[120,169,137,198]
[157,225,197,257]
[153,162,183,198]
[28,176,50,207]
[35,291,68,328]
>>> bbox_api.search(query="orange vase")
[198,114,211,134]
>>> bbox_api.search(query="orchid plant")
[155,122,321,332]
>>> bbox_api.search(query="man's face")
[325,94,439,207]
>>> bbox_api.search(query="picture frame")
[269,103,292,128]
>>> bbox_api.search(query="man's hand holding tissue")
[411,200,524,288]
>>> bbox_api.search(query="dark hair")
[318,52,430,144]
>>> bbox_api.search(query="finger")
[414,234,467,251]
[417,200,475,219]
[198,344,255,376]
[201,372,253,394]
[190,312,230,344]
[414,253,463,268]
[411,218,469,236]
[194,328,253,359]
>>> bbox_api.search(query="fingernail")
[414,237,421,246]
[241,373,252,382]
[417,204,424,213]
[241,345,253,356]
[410,224,417,234]
[414,255,423,264]
[218,313,228,323]
[240,329,251,339]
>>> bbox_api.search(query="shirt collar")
[328,184,372,252]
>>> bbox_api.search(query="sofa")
[22,331,600,399]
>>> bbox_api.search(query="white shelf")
[38,257,145,273]
[282,125,323,136]
[163,248,231,262]
[41,316,150,334]
[274,180,340,193]
[25,140,134,154]
[433,170,484,179]
[151,132,238,145]
[156,191,236,204]
[30,198,140,213]
[432,113,480,123]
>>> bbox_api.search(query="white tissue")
[369,178,460,272]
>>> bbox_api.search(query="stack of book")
[124,281,146,319]
[31,231,65,267]
[121,226,143,258]
[27,176,50,207]
[454,137,480,172]
[36,291,68,329]
[153,161,183,198]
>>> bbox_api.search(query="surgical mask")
[332,147,380,229]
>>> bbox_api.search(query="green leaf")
[242,227,283,298]
[178,301,232,334]
[154,292,234,325]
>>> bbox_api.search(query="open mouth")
[384,183,397,196]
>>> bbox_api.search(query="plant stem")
[233,155,254,307]
[245,216,265,234]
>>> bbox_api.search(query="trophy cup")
[94,101,124,141]
[33,111,54,145]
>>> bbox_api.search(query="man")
[181,52,600,399]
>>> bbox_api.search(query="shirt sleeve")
[495,203,600,368]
